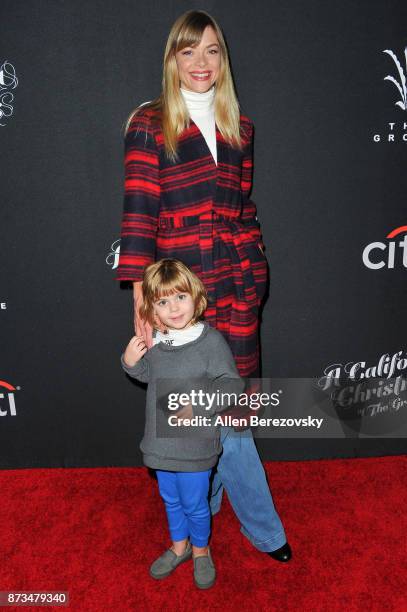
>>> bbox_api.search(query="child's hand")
[123,335,148,367]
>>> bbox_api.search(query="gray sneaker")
[149,542,192,579]
[193,548,216,589]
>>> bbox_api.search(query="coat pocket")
[156,226,202,268]
[242,230,269,304]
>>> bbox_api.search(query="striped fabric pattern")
[116,108,268,377]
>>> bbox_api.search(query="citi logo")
[0,380,19,416]
[383,47,407,111]
[362,226,407,269]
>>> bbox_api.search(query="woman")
[116,9,292,562]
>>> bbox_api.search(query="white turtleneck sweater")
[180,85,217,165]
[139,84,217,164]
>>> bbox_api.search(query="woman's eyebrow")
[183,43,219,49]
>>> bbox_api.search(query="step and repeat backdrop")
[1,0,406,468]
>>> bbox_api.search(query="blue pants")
[156,469,212,548]
[209,427,287,552]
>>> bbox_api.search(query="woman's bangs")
[175,15,213,53]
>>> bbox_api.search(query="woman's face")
[175,25,221,93]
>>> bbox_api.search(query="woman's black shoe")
[267,542,292,562]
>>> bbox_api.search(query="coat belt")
[158,211,249,229]
[158,211,259,319]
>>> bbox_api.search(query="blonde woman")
[117,9,291,563]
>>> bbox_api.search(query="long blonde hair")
[123,9,245,161]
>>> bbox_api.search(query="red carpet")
[1,456,406,611]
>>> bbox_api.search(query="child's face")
[153,291,195,331]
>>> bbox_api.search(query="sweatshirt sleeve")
[115,111,161,282]
[193,332,246,418]
[239,119,265,251]
[120,353,150,383]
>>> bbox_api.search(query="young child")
[120,258,245,589]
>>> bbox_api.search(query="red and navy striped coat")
[116,107,268,377]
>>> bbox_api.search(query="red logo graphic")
[0,380,18,416]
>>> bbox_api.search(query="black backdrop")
[1,0,406,468]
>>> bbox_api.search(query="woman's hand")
[175,402,194,423]
[133,282,153,349]
[123,335,147,367]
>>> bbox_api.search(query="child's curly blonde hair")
[138,259,208,328]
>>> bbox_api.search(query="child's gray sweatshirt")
[120,321,245,472]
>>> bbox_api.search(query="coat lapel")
[189,118,226,205]
[189,117,219,168]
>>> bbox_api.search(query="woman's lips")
[190,72,211,81]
